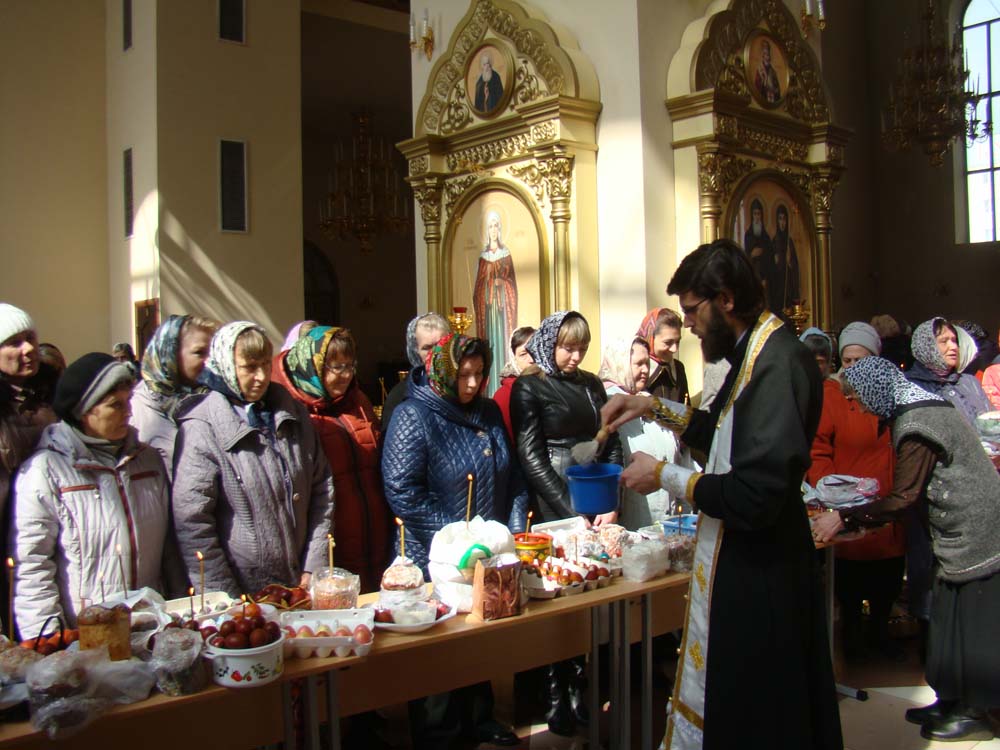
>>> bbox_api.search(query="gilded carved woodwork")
[411,181,444,226]
[446,133,535,171]
[697,151,756,203]
[408,156,429,176]
[444,174,487,218]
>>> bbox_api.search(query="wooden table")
[0,572,690,750]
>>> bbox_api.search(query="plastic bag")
[428,517,514,611]
[151,628,208,696]
[815,474,879,508]
[622,539,670,582]
[26,646,154,738]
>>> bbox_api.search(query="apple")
[373,609,393,623]
[224,632,249,649]
[219,620,237,637]
[435,601,451,619]
[353,624,373,644]
[200,625,218,641]
[249,628,270,648]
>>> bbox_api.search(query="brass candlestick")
[783,299,811,336]
[448,307,473,336]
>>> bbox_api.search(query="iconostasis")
[667,0,850,332]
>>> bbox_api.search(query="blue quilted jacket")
[381,367,530,574]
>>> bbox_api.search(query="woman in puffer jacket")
[382,333,525,749]
[11,353,181,636]
[172,322,334,598]
[272,326,392,593]
[130,314,216,479]
[510,310,622,738]
[382,334,529,575]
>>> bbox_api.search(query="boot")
[544,664,575,737]
[920,704,995,742]
[566,657,589,725]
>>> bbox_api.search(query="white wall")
[0,0,110,360]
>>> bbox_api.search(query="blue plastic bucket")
[566,463,622,515]
[662,514,698,537]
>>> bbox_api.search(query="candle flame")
[527,511,533,519]
[5,558,12,568]
[188,586,195,596]
[241,594,247,603]
[395,517,403,527]
[467,474,473,481]
[196,550,204,561]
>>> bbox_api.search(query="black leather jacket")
[510,369,622,521]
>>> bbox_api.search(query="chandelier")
[319,111,409,253]
[881,0,990,167]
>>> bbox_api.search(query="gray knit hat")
[838,321,881,357]
[0,303,35,345]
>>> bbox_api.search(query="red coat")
[809,378,905,560]
[272,357,392,592]
[492,375,516,440]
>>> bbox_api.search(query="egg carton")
[279,608,375,658]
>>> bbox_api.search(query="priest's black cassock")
[664,315,842,750]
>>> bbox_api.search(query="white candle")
[422,9,429,38]
[817,0,825,21]
[804,0,813,15]
[409,13,415,43]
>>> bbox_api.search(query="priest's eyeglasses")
[680,296,712,319]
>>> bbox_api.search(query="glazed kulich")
[380,560,424,591]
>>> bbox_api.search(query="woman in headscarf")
[491,325,534,440]
[510,310,622,737]
[599,337,692,528]
[381,333,526,748]
[807,322,904,662]
[171,321,334,597]
[130,314,216,477]
[272,326,391,593]
[814,356,1000,742]
[636,307,688,403]
[907,317,992,426]
[11,353,179,635]
[904,317,992,638]
[473,211,518,397]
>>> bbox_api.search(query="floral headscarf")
[142,315,193,397]
[526,310,579,376]
[199,320,265,403]
[281,320,318,353]
[911,317,978,377]
[284,326,342,400]
[598,337,649,394]
[842,356,943,420]
[426,334,491,401]
[635,307,665,361]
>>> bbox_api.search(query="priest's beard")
[700,303,737,363]
[751,219,763,236]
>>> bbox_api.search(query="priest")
[602,239,842,750]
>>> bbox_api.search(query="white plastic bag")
[622,539,670,582]
[428,517,515,611]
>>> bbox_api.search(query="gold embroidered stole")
[664,312,783,750]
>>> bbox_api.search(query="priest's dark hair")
[667,238,765,325]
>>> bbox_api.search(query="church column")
[537,146,574,310]
[411,176,445,312]
[810,169,838,331]
[696,146,724,243]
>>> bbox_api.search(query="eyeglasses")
[680,297,712,319]
[324,362,357,376]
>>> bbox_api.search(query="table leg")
[590,606,601,750]
[327,671,341,750]
[620,599,631,750]
[304,675,320,750]
[609,601,619,747]
[641,593,652,750]
[282,681,295,750]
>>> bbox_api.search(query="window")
[123,0,132,50]
[218,0,245,43]
[964,0,1000,242]
[123,148,134,238]
[220,140,247,232]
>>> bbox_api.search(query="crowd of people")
[1,240,999,746]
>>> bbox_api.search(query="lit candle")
[188,587,195,618]
[328,533,335,570]
[116,543,127,595]
[241,594,247,618]
[466,473,474,529]
[526,510,533,535]
[6,558,13,642]
[396,517,405,559]
[196,551,205,612]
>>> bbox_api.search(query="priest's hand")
[811,511,844,544]
[601,393,654,433]
[621,451,662,494]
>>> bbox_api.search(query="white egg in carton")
[279,608,375,659]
